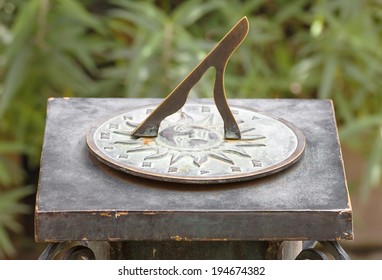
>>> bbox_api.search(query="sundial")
[86,17,306,184]
[35,16,352,261]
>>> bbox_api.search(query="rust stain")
[143,138,154,145]
[339,209,352,215]
[143,211,157,215]
[34,213,39,242]
[340,231,353,240]
[100,212,112,217]
[115,212,129,218]
[225,139,240,144]
[171,236,191,241]
[108,237,122,241]
[170,236,229,241]
[99,211,129,218]
[201,238,228,241]
[152,248,157,259]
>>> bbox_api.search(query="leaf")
[339,116,382,139]
[0,142,29,154]
[318,54,337,99]
[0,157,12,186]
[0,47,32,117]
[109,0,165,31]
[57,0,105,34]
[0,186,34,206]
[4,0,39,64]
[0,226,15,257]
[0,215,23,233]
[172,0,222,27]
[45,51,95,94]
[333,90,353,124]
[0,186,32,257]
[360,130,382,200]
[275,0,308,23]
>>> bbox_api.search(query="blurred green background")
[1,0,382,259]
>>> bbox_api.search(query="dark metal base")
[38,240,349,260]
[114,241,301,260]
[38,240,303,260]
[296,241,350,260]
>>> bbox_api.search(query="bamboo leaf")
[0,215,23,234]
[333,91,353,124]
[0,226,15,257]
[4,0,39,63]
[46,51,94,94]
[360,129,382,200]
[109,0,165,31]
[0,157,12,186]
[172,0,222,27]
[339,116,382,139]
[0,47,32,117]
[275,0,308,23]
[57,0,105,34]
[0,186,34,205]
[318,55,337,99]
[0,142,29,154]
[0,214,30,232]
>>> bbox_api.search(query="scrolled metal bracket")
[296,241,351,260]
[38,241,110,260]
[38,242,96,260]
[132,17,249,140]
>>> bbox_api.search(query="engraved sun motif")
[113,110,266,171]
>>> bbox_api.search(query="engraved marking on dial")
[241,128,256,134]
[114,140,138,145]
[231,167,241,172]
[119,154,129,159]
[113,131,131,136]
[201,106,210,113]
[146,109,154,114]
[109,123,119,129]
[231,110,239,114]
[236,143,266,147]
[200,170,210,175]
[208,153,234,165]
[252,160,262,167]
[168,167,178,173]
[104,146,114,150]
[100,132,110,140]
[123,115,133,120]
[125,120,139,128]
[142,162,152,167]
[156,125,223,151]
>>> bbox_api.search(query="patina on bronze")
[132,17,249,140]
[86,17,306,184]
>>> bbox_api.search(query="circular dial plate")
[87,103,305,184]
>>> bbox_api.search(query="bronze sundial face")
[86,103,305,184]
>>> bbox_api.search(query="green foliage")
[0,0,110,258]
[0,0,382,257]
[0,186,33,258]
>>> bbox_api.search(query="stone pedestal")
[35,98,352,259]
